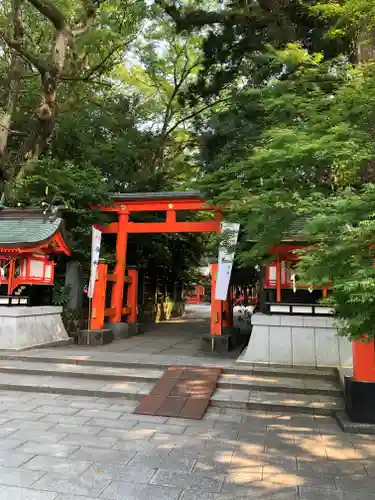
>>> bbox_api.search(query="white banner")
[88,227,102,299]
[216,222,240,300]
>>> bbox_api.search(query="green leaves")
[12,157,110,262]
[198,35,375,339]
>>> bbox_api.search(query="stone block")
[238,325,269,364]
[75,409,123,420]
[100,482,181,500]
[200,334,231,353]
[23,455,92,476]
[314,306,334,316]
[87,418,135,430]
[269,326,292,364]
[281,315,303,327]
[292,305,313,314]
[298,486,356,500]
[303,316,334,328]
[52,423,102,436]
[0,306,70,350]
[0,466,44,487]
[78,329,113,346]
[36,405,79,416]
[31,472,110,496]
[179,491,226,500]
[0,486,57,500]
[128,323,141,336]
[105,322,129,339]
[15,442,79,459]
[128,453,196,472]
[132,422,185,435]
[252,313,280,326]
[7,430,67,444]
[291,327,315,366]
[0,439,25,452]
[0,451,33,468]
[222,327,241,347]
[150,469,224,493]
[84,463,155,483]
[65,261,83,313]
[270,304,290,314]
[339,336,353,367]
[315,328,339,366]
[59,434,118,449]
[70,447,136,463]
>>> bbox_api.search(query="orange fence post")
[110,213,128,323]
[353,338,375,382]
[276,255,281,303]
[127,268,138,325]
[210,263,222,336]
[90,261,108,330]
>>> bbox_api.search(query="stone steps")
[0,372,343,415]
[0,356,344,416]
[0,359,340,396]
[0,351,338,378]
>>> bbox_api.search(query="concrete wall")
[0,306,70,350]
[237,313,352,368]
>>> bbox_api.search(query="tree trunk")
[0,0,24,182]
[13,26,71,180]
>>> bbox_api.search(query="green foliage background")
[3,0,375,339]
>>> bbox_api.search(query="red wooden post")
[276,255,281,303]
[210,263,222,336]
[353,339,375,382]
[110,212,129,323]
[7,258,14,296]
[90,261,108,330]
[127,268,138,325]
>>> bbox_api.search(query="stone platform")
[238,313,352,368]
[0,306,70,350]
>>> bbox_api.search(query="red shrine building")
[239,224,352,368]
[186,263,211,304]
[0,206,71,349]
[0,208,70,301]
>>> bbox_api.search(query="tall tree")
[196,0,375,339]
[116,4,227,186]
[157,0,352,97]
[0,0,145,185]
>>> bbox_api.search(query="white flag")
[88,227,102,298]
[216,222,240,300]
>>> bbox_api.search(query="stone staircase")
[0,354,344,416]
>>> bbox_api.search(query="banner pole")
[87,297,92,345]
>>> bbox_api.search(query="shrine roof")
[281,218,308,242]
[110,191,204,202]
[251,217,309,244]
[0,208,68,250]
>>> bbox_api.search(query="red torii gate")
[92,192,233,339]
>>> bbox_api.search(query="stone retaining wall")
[238,313,352,368]
[0,306,70,350]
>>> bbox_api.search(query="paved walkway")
[1,304,250,362]
[0,390,371,499]
[96,304,251,358]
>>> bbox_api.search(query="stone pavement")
[0,390,371,499]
